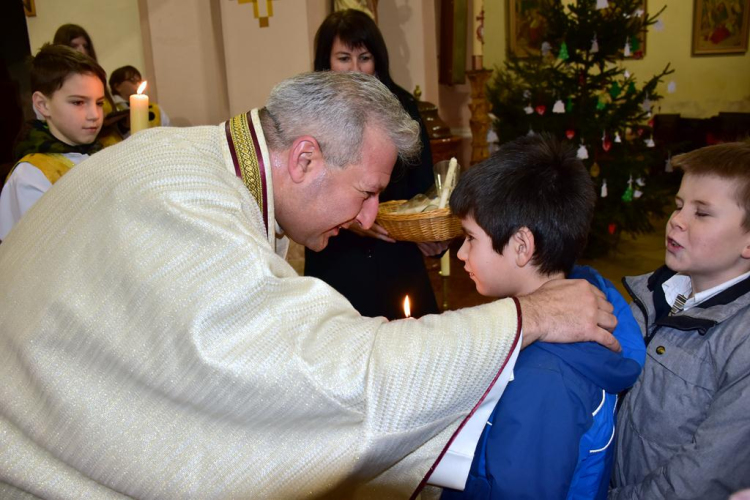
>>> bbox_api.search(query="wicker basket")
[376,200,462,242]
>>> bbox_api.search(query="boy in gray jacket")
[611,141,750,499]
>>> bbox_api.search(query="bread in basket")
[376,200,462,242]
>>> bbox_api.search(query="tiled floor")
[426,220,668,311]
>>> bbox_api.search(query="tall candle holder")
[466,68,493,166]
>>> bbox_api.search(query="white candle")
[473,0,484,57]
[130,81,149,135]
[440,252,451,277]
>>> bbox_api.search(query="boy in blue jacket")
[442,134,645,500]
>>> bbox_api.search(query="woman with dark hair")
[305,9,443,320]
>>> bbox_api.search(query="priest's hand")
[516,278,621,352]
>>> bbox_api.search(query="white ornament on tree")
[591,36,599,53]
[641,96,652,112]
[541,41,552,57]
[615,132,622,143]
[624,70,631,78]
[624,41,632,57]
[645,136,655,148]
[601,179,608,198]
[577,144,589,160]
[654,19,665,32]
[634,189,643,199]
[524,104,534,114]
[596,0,609,9]
[553,99,565,113]
[668,81,677,93]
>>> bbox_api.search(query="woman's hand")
[348,222,396,243]
[416,241,450,256]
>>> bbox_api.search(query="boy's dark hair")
[451,134,596,276]
[109,66,142,95]
[313,9,396,91]
[31,44,106,97]
[671,140,750,231]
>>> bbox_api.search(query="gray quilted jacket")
[610,266,750,500]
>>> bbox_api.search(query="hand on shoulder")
[517,278,620,351]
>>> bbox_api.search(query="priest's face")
[296,126,396,251]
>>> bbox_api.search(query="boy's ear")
[741,239,750,260]
[512,227,535,268]
[32,91,51,119]
[287,135,325,184]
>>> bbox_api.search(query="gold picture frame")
[23,0,36,17]
[624,1,648,59]
[693,0,750,55]
[508,0,547,57]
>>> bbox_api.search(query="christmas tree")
[488,0,674,256]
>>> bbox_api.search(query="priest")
[0,72,617,499]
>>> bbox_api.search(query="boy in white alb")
[0,44,105,241]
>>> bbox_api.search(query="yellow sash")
[9,153,76,185]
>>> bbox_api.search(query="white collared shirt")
[662,270,750,312]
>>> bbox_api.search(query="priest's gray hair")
[261,71,421,168]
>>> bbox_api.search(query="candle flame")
[137,81,148,95]
[403,295,411,318]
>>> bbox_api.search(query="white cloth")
[428,335,520,489]
[0,119,521,499]
[662,270,750,311]
[0,152,88,241]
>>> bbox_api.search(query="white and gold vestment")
[0,111,520,499]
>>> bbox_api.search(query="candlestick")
[130,81,149,135]
[467,69,493,165]
[472,0,484,69]
[440,251,451,277]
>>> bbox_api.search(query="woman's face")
[329,36,376,76]
[69,36,90,56]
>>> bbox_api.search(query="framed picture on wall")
[23,0,36,17]
[623,1,648,59]
[692,0,750,55]
[508,0,548,57]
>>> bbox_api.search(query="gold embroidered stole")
[9,153,76,184]
[225,111,270,240]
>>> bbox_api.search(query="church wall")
[25,0,146,84]
[379,0,440,103]
[141,0,230,126]
[218,0,327,118]
[483,0,750,119]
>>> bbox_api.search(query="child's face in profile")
[666,173,750,292]
[113,75,142,99]
[35,73,104,146]
[457,215,521,298]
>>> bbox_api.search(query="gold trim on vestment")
[228,113,265,221]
